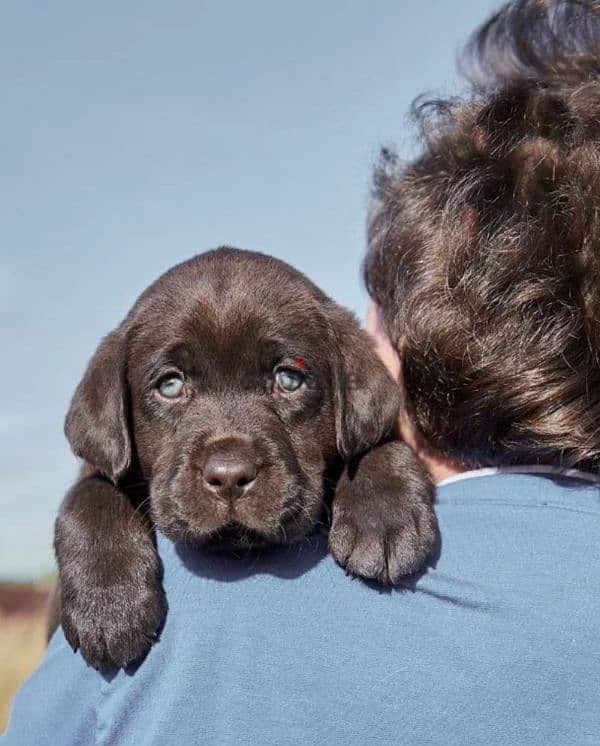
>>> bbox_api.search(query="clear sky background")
[1,0,499,579]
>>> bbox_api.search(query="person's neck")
[397,408,466,485]
[417,449,466,484]
[364,303,469,484]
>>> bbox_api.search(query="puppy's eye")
[274,368,305,393]
[157,374,185,399]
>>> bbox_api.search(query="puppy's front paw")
[329,498,438,584]
[61,566,166,669]
[329,441,438,585]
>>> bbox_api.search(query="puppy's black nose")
[201,447,258,501]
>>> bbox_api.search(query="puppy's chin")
[157,510,318,552]
[192,518,316,552]
[155,518,280,552]
[202,523,272,552]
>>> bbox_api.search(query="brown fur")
[53,247,437,667]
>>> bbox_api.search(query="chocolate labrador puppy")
[54,247,437,668]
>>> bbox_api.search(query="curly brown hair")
[365,0,600,469]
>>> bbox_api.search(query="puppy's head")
[65,248,399,548]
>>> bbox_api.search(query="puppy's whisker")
[127,495,153,528]
[297,498,325,528]
[279,522,288,544]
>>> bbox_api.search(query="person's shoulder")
[433,468,600,591]
[1,629,101,745]
[438,467,600,511]
[127,471,600,745]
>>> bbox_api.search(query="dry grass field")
[0,581,51,733]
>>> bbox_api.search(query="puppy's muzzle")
[198,436,260,502]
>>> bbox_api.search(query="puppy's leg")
[54,472,165,668]
[46,582,62,641]
[329,441,438,584]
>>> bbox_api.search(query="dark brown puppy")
[54,247,437,668]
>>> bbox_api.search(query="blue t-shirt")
[3,471,599,745]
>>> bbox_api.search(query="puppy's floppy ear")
[64,327,131,482]
[330,307,400,460]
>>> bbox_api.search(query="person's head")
[365,0,600,473]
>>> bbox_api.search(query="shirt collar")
[437,464,600,488]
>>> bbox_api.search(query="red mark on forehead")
[294,357,306,369]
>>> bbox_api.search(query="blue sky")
[1,0,499,579]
